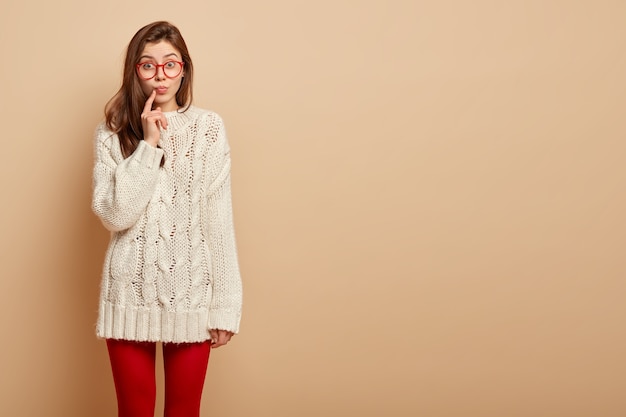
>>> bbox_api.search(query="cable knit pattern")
[92,106,242,343]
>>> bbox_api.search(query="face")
[136,40,185,112]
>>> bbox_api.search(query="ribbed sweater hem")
[97,304,211,343]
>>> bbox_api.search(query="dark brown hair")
[105,21,194,159]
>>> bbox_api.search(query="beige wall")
[1,1,625,416]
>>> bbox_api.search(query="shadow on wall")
[53,108,117,416]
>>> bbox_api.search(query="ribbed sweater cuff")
[208,308,241,334]
[134,140,164,169]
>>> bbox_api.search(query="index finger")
[143,90,156,113]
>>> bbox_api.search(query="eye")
[164,61,177,69]
[140,62,155,70]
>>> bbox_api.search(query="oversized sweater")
[92,106,242,343]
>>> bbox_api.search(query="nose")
[155,65,166,80]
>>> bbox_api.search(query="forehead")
[140,40,181,59]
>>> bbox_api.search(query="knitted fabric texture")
[92,106,242,343]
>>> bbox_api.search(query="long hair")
[105,21,194,160]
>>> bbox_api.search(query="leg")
[106,339,157,417]
[163,341,211,417]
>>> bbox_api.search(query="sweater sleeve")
[91,124,164,232]
[206,119,243,333]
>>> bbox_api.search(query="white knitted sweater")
[92,106,242,343]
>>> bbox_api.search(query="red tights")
[106,339,211,417]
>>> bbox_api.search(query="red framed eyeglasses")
[136,61,184,80]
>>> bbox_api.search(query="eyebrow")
[138,52,180,61]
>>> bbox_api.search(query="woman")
[91,21,242,417]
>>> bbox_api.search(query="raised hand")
[141,90,169,147]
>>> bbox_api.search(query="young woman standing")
[91,21,242,417]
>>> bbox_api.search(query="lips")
[155,86,168,94]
